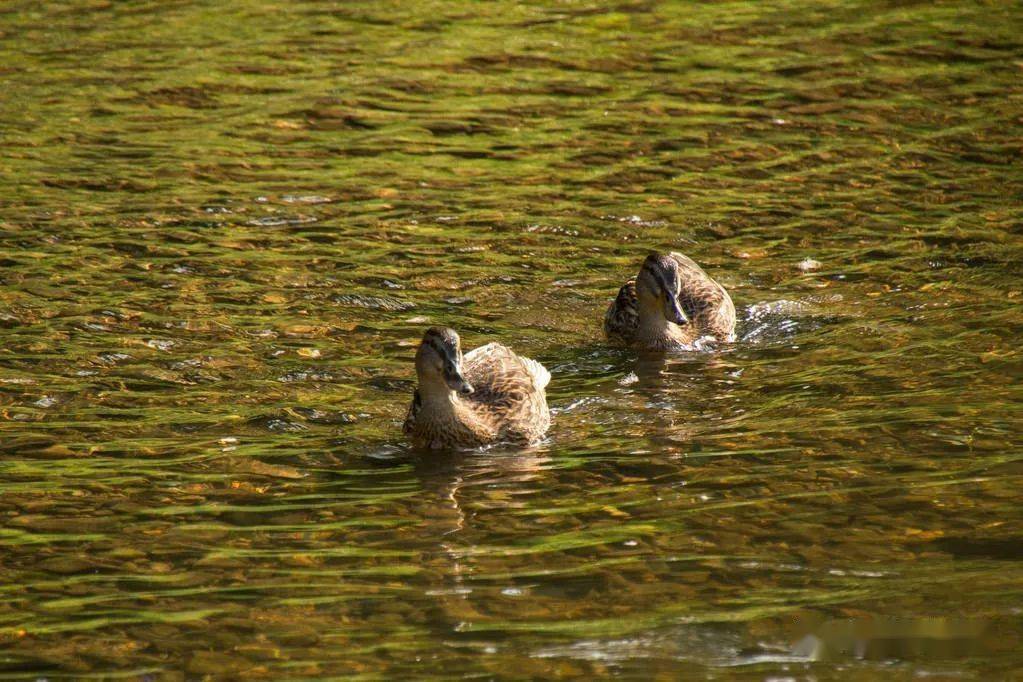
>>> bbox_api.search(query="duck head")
[636,253,687,325]
[415,327,474,395]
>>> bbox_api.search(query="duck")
[403,327,551,449]
[604,251,736,350]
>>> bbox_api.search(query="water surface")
[1,0,1022,678]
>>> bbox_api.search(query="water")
[1,0,1022,678]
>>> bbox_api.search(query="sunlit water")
[1,0,1022,678]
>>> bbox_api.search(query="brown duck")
[403,327,551,449]
[604,252,736,350]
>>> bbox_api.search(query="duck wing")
[669,252,736,341]
[464,342,549,396]
[603,279,640,343]
[462,343,551,442]
[402,389,422,436]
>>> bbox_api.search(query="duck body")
[604,251,735,350]
[404,329,551,450]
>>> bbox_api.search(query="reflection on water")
[790,615,1015,664]
[1,0,1022,677]
[535,615,1022,671]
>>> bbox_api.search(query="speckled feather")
[669,252,736,340]
[402,391,495,449]
[603,279,640,345]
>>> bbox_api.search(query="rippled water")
[2,0,1022,678]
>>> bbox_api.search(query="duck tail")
[519,355,551,391]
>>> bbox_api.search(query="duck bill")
[665,298,688,326]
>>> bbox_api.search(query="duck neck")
[636,300,675,341]
[417,378,463,416]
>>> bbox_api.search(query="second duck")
[604,251,736,350]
